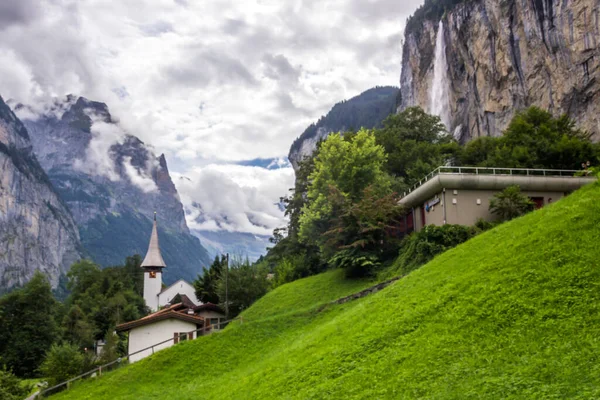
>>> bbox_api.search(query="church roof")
[141,213,167,269]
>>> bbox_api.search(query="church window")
[149,271,157,278]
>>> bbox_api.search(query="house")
[116,301,205,363]
[397,166,596,234]
[116,214,226,362]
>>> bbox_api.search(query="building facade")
[398,167,596,233]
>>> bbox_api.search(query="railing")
[37,317,240,398]
[401,166,583,198]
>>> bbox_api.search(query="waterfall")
[429,20,451,132]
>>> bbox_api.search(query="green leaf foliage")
[299,129,392,260]
[489,185,535,222]
[0,272,59,377]
[459,107,600,169]
[216,259,270,318]
[388,224,477,277]
[194,255,225,304]
[0,367,32,400]
[39,343,85,387]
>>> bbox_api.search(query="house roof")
[169,294,197,309]
[116,302,204,332]
[141,213,166,269]
[194,302,225,314]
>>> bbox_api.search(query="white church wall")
[143,271,162,311]
[158,280,200,308]
[128,319,198,363]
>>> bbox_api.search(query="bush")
[39,344,84,387]
[489,185,535,222]
[0,367,31,400]
[391,224,477,275]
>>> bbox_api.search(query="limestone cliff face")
[19,96,211,283]
[400,0,600,142]
[0,96,81,289]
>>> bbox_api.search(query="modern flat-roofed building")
[397,166,596,234]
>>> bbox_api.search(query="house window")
[210,318,220,328]
[178,332,188,342]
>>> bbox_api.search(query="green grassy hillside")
[55,182,600,399]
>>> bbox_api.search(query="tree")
[216,260,269,317]
[0,367,31,400]
[299,129,394,263]
[39,343,84,387]
[324,186,405,276]
[194,255,225,304]
[489,185,535,221]
[375,107,459,189]
[459,107,600,170]
[0,272,59,377]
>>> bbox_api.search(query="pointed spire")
[141,213,166,269]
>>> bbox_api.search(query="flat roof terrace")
[399,166,597,208]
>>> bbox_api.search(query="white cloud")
[0,0,424,233]
[122,156,158,193]
[174,165,295,236]
[73,117,124,181]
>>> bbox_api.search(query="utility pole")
[225,253,229,319]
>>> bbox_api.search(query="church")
[116,214,226,362]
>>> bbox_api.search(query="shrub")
[391,224,477,275]
[0,367,31,400]
[489,185,535,222]
[39,344,84,387]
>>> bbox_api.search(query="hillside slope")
[55,182,600,399]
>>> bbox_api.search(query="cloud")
[174,164,295,235]
[0,0,42,28]
[73,116,124,181]
[122,156,158,193]
[0,0,425,232]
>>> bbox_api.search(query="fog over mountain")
[0,0,417,249]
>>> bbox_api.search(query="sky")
[0,0,422,236]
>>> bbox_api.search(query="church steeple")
[141,212,166,269]
[142,212,165,311]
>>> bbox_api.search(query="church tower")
[141,212,166,311]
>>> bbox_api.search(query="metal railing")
[401,166,583,197]
[37,317,240,398]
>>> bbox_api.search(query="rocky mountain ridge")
[17,96,211,284]
[400,0,600,142]
[0,96,81,290]
[288,86,400,170]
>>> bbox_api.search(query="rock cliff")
[288,86,400,170]
[400,0,600,142]
[0,96,81,290]
[18,96,210,284]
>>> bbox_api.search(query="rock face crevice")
[0,96,81,289]
[400,0,600,142]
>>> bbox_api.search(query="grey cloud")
[222,18,248,36]
[0,0,41,28]
[164,49,258,88]
[345,0,420,23]
[139,20,174,36]
[262,53,300,83]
